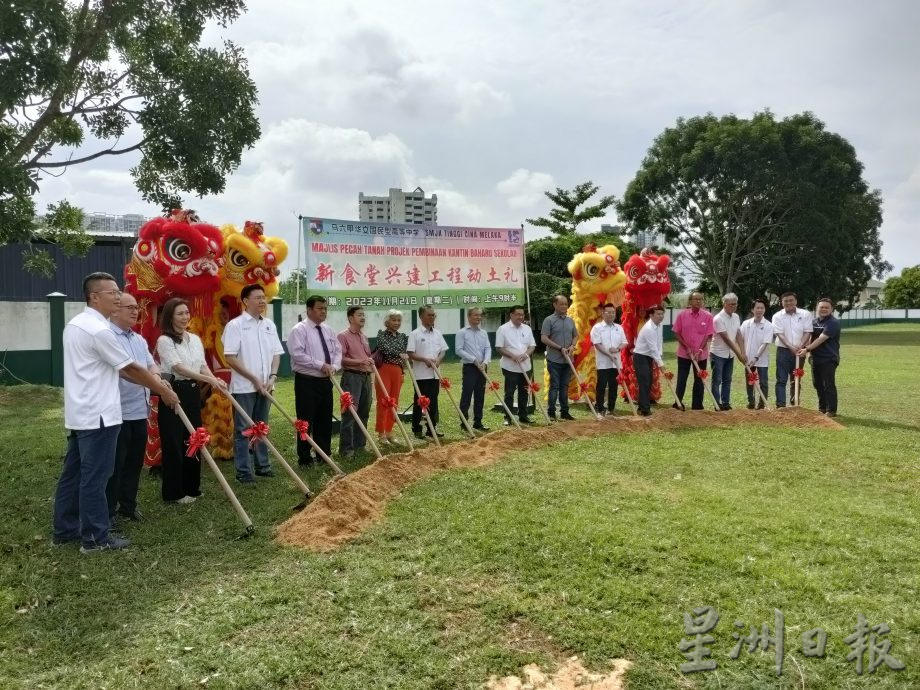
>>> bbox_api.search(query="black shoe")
[560,412,576,421]
[825,411,837,417]
[639,410,652,417]
[118,509,143,522]
[722,404,732,411]
[547,411,557,420]
[413,430,425,439]
[255,469,275,477]
[672,402,686,412]
[472,423,490,431]
[519,417,535,424]
[776,404,786,408]
[757,401,766,409]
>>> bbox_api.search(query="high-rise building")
[82,212,150,236]
[358,187,437,225]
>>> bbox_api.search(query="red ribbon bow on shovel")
[697,369,709,380]
[186,427,211,457]
[793,368,805,378]
[340,392,354,411]
[747,371,760,385]
[579,381,591,394]
[439,378,451,390]
[380,395,397,409]
[242,421,270,448]
[294,419,310,441]
[418,395,431,411]
[528,382,541,393]
[663,370,674,380]
[488,381,501,392]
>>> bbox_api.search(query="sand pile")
[484,656,632,690]
[275,407,840,552]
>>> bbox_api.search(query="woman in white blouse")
[156,298,227,504]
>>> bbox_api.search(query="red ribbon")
[528,382,541,393]
[242,421,270,448]
[294,419,309,441]
[488,381,500,392]
[663,370,674,381]
[340,392,354,411]
[380,395,397,409]
[418,395,430,411]
[439,377,451,390]
[697,369,709,380]
[793,368,805,378]
[186,427,210,457]
[747,371,759,385]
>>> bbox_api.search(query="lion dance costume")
[124,211,287,464]
[618,248,671,404]
[544,243,627,402]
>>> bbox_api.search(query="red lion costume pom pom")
[418,395,431,411]
[294,419,310,441]
[242,421,270,448]
[340,392,354,411]
[528,382,541,393]
[439,377,451,390]
[186,427,211,457]
[793,368,805,378]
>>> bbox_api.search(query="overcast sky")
[36,0,919,276]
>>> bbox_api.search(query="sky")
[35,0,920,277]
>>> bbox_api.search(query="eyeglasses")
[93,289,123,297]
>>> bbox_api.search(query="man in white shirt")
[590,303,627,416]
[771,292,813,407]
[106,292,159,523]
[740,298,772,409]
[455,307,492,431]
[287,295,342,464]
[407,305,448,438]
[495,305,537,425]
[223,284,284,482]
[632,306,666,416]
[710,293,744,411]
[53,272,178,553]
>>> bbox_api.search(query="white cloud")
[496,169,555,211]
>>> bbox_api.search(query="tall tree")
[884,265,920,308]
[1,0,260,275]
[526,181,615,236]
[616,111,890,308]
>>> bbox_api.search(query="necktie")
[316,325,331,364]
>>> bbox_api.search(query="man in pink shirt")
[337,306,374,459]
[671,292,715,410]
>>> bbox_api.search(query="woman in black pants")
[156,298,227,504]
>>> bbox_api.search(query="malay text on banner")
[302,217,525,310]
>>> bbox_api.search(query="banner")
[303,217,525,311]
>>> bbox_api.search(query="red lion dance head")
[624,248,671,301]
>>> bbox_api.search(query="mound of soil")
[484,657,632,690]
[275,407,840,552]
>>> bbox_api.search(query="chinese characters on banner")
[679,606,904,677]
[303,217,525,310]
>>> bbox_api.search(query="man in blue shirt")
[107,292,161,522]
[798,298,841,417]
[455,307,492,431]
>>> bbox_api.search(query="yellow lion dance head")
[220,220,289,301]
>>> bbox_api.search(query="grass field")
[1,323,918,689]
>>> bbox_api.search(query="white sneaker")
[176,496,196,505]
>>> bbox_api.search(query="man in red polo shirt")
[671,292,715,410]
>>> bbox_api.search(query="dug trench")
[275,407,841,552]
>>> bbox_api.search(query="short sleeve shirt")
[157,332,207,380]
[541,313,577,364]
[740,317,773,366]
[811,315,841,364]
[407,327,448,380]
[109,322,156,420]
[772,308,813,349]
[495,321,537,372]
[222,312,284,393]
[711,310,741,359]
[590,321,626,369]
[64,307,133,430]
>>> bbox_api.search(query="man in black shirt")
[798,298,841,417]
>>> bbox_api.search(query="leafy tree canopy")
[616,111,890,309]
[884,265,920,309]
[0,0,260,275]
[526,181,615,236]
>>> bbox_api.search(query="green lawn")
[1,323,918,688]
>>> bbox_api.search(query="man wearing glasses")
[106,291,161,522]
[52,272,179,553]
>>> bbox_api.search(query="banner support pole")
[295,215,303,307]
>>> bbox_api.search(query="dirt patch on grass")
[484,656,632,690]
[275,407,841,552]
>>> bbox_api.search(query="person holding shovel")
[590,303,627,416]
[632,306,666,417]
[223,284,284,483]
[798,297,841,417]
[373,310,409,446]
[772,292,813,407]
[495,305,537,425]
[455,307,492,431]
[672,292,715,411]
[337,306,374,459]
[740,299,772,409]
[541,294,578,420]
[408,305,448,439]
